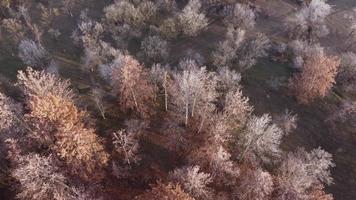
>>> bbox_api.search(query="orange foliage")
[289,54,340,104]
[111,55,156,118]
[28,94,109,180]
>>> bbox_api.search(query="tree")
[237,33,270,71]
[239,114,284,164]
[112,129,140,165]
[275,148,334,199]
[91,88,106,119]
[17,67,109,180]
[169,165,213,199]
[274,109,298,134]
[110,55,156,118]
[212,27,245,67]
[285,0,332,42]
[209,146,239,185]
[308,185,334,200]
[173,59,217,129]
[217,66,242,93]
[289,53,340,104]
[223,88,253,129]
[18,39,49,69]
[178,0,208,37]
[337,52,356,93]
[139,35,169,63]
[17,67,74,100]
[135,182,194,200]
[289,40,325,69]
[11,154,74,200]
[159,18,179,39]
[150,63,173,111]
[225,3,256,30]
[236,168,273,200]
[0,93,22,133]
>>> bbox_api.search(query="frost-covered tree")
[12,154,74,200]
[135,182,194,200]
[209,146,239,185]
[139,35,169,63]
[91,88,106,119]
[236,168,274,200]
[239,114,285,163]
[217,66,242,93]
[225,3,256,30]
[112,129,140,165]
[337,52,356,93]
[223,89,253,129]
[173,59,217,129]
[289,53,340,104]
[237,33,270,71]
[274,109,298,134]
[0,93,23,133]
[18,39,49,69]
[289,40,325,69]
[285,0,332,42]
[326,99,356,125]
[212,27,245,67]
[159,18,179,39]
[169,165,214,199]
[178,0,208,37]
[150,63,173,111]
[276,148,334,199]
[110,55,156,118]
[1,18,25,43]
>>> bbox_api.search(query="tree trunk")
[164,72,168,111]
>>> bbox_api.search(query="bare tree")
[236,168,274,200]
[337,52,356,93]
[289,40,325,69]
[91,88,106,119]
[239,114,285,163]
[139,35,169,63]
[112,129,140,165]
[11,154,74,200]
[289,53,340,104]
[110,55,156,118]
[150,63,173,111]
[173,59,217,129]
[135,182,194,200]
[225,3,256,30]
[209,145,239,185]
[276,148,334,199]
[18,39,49,69]
[178,0,208,37]
[169,165,214,199]
[217,66,242,93]
[274,109,298,134]
[223,88,253,129]
[237,33,270,71]
[212,27,245,67]
[285,0,332,43]
[0,93,23,133]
